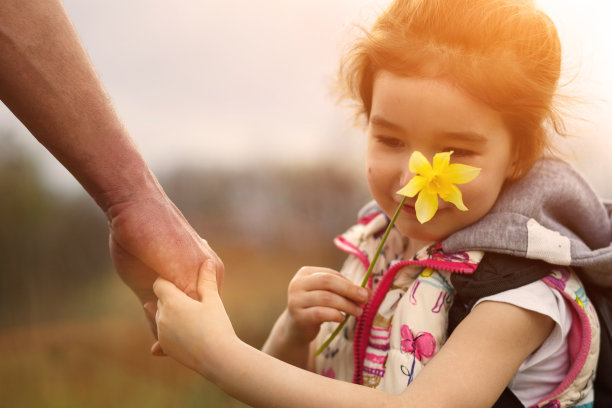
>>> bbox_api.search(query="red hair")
[339,0,564,178]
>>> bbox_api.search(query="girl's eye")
[376,136,404,148]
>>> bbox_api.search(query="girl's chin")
[394,220,446,243]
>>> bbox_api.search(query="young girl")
[153,0,610,406]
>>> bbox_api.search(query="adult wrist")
[94,156,166,216]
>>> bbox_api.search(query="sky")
[1,0,611,197]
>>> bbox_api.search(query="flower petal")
[409,151,432,176]
[444,163,481,184]
[432,151,452,172]
[438,184,468,211]
[415,189,439,223]
[397,175,426,197]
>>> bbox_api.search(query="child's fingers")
[153,276,181,301]
[196,260,218,300]
[299,268,369,304]
[301,306,346,325]
[297,290,364,318]
[150,341,167,356]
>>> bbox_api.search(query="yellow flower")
[397,151,481,224]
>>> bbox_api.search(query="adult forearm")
[0,0,157,211]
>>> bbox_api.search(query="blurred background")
[1,1,611,406]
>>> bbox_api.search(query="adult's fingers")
[143,301,159,338]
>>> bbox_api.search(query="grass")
[0,243,341,407]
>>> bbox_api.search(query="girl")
[153,0,610,406]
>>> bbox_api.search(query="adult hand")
[107,189,224,351]
[0,0,223,351]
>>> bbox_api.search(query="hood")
[442,159,612,287]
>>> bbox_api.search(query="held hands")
[106,192,224,351]
[153,260,234,378]
[285,267,370,344]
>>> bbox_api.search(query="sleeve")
[473,280,573,407]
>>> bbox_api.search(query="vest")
[313,212,600,407]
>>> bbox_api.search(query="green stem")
[314,196,407,356]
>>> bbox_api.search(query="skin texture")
[154,72,555,406]
[366,71,518,244]
[0,0,223,349]
[155,261,554,407]
[262,266,370,369]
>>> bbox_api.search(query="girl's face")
[366,71,517,242]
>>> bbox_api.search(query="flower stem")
[314,196,407,356]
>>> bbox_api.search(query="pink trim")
[347,258,478,384]
[365,353,387,364]
[372,327,391,332]
[332,227,479,385]
[358,213,380,225]
[416,259,477,274]
[367,343,390,351]
[353,263,402,384]
[370,334,390,340]
[535,277,593,405]
[334,235,370,271]
[370,327,391,341]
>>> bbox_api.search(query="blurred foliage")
[0,134,109,328]
[0,129,370,406]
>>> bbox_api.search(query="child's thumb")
[197,260,218,300]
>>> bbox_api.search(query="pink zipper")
[349,257,477,385]
[332,229,478,385]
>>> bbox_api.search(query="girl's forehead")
[369,71,507,137]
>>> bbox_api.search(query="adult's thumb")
[197,260,218,300]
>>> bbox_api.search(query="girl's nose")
[399,166,415,189]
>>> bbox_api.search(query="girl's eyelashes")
[375,135,405,148]
[443,148,475,157]
[372,137,476,156]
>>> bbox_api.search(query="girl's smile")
[366,71,518,242]
[401,202,416,215]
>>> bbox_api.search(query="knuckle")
[287,298,298,311]
[287,279,300,294]
[312,308,326,322]
[319,291,334,305]
[317,273,335,287]
[313,308,336,323]
[296,266,314,277]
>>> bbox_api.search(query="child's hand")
[153,260,235,378]
[285,267,370,343]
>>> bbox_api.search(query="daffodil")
[314,151,479,357]
[397,151,481,224]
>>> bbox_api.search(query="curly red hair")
[339,0,565,178]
